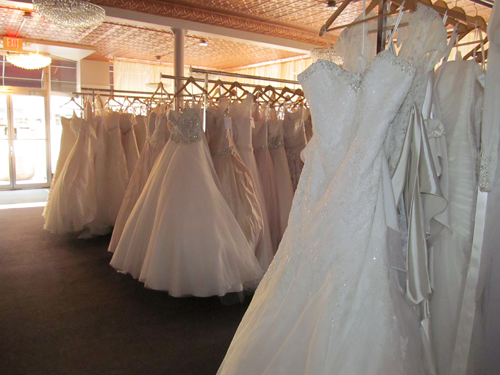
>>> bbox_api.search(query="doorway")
[0,92,50,189]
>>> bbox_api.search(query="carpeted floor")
[0,206,250,375]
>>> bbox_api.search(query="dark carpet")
[0,207,250,375]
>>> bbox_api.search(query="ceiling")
[0,0,493,70]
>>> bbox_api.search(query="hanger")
[61,96,84,111]
[320,0,354,36]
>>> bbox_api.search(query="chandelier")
[6,52,52,70]
[32,0,106,28]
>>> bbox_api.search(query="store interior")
[0,0,498,374]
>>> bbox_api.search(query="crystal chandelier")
[32,0,106,28]
[6,52,52,70]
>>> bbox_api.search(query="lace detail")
[168,108,203,144]
[424,118,445,138]
[398,3,447,70]
[298,59,362,87]
[385,4,447,173]
[299,50,414,89]
[334,11,378,73]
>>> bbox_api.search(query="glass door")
[0,93,50,189]
[0,94,10,187]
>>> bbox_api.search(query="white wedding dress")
[110,108,263,297]
[218,50,427,375]
[108,113,170,253]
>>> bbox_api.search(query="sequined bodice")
[267,109,285,149]
[298,50,415,177]
[168,108,203,144]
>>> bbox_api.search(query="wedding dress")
[110,108,263,297]
[108,113,170,253]
[252,105,280,252]
[430,59,484,375]
[283,107,307,192]
[103,112,129,225]
[206,106,264,255]
[267,108,294,241]
[44,116,97,234]
[119,113,140,178]
[231,97,275,270]
[83,115,111,237]
[134,115,147,154]
[50,115,78,188]
[218,49,426,375]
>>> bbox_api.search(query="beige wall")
[78,60,110,90]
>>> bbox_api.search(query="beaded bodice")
[298,49,415,178]
[267,108,285,150]
[168,108,203,144]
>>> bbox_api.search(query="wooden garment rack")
[319,0,490,54]
[160,72,304,109]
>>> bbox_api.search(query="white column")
[172,28,185,110]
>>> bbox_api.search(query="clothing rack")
[320,0,490,55]
[159,74,294,91]
[159,73,305,110]
[72,86,174,115]
[189,67,299,85]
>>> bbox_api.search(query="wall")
[78,60,110,90]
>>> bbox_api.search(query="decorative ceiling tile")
[0,0,493,71]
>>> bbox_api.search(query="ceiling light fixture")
[6,51,52,70]
[199,40,208,47]
[32,0,106,28]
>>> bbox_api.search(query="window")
[0,55,44,88]
[51,60,77,93]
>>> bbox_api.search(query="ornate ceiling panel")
[0,0,493,71]
[91,0,492,44]
[0,7,303,69]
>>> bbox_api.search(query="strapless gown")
[110,108,263,297]
[218,50,427,375]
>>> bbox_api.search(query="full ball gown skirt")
[44,117,97,233]
[218,51,426,375]
[206,107,264,256]
[110,108,263,297]
[252,107,280,252]
[108,114,170,253]
[231,97,275,270]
